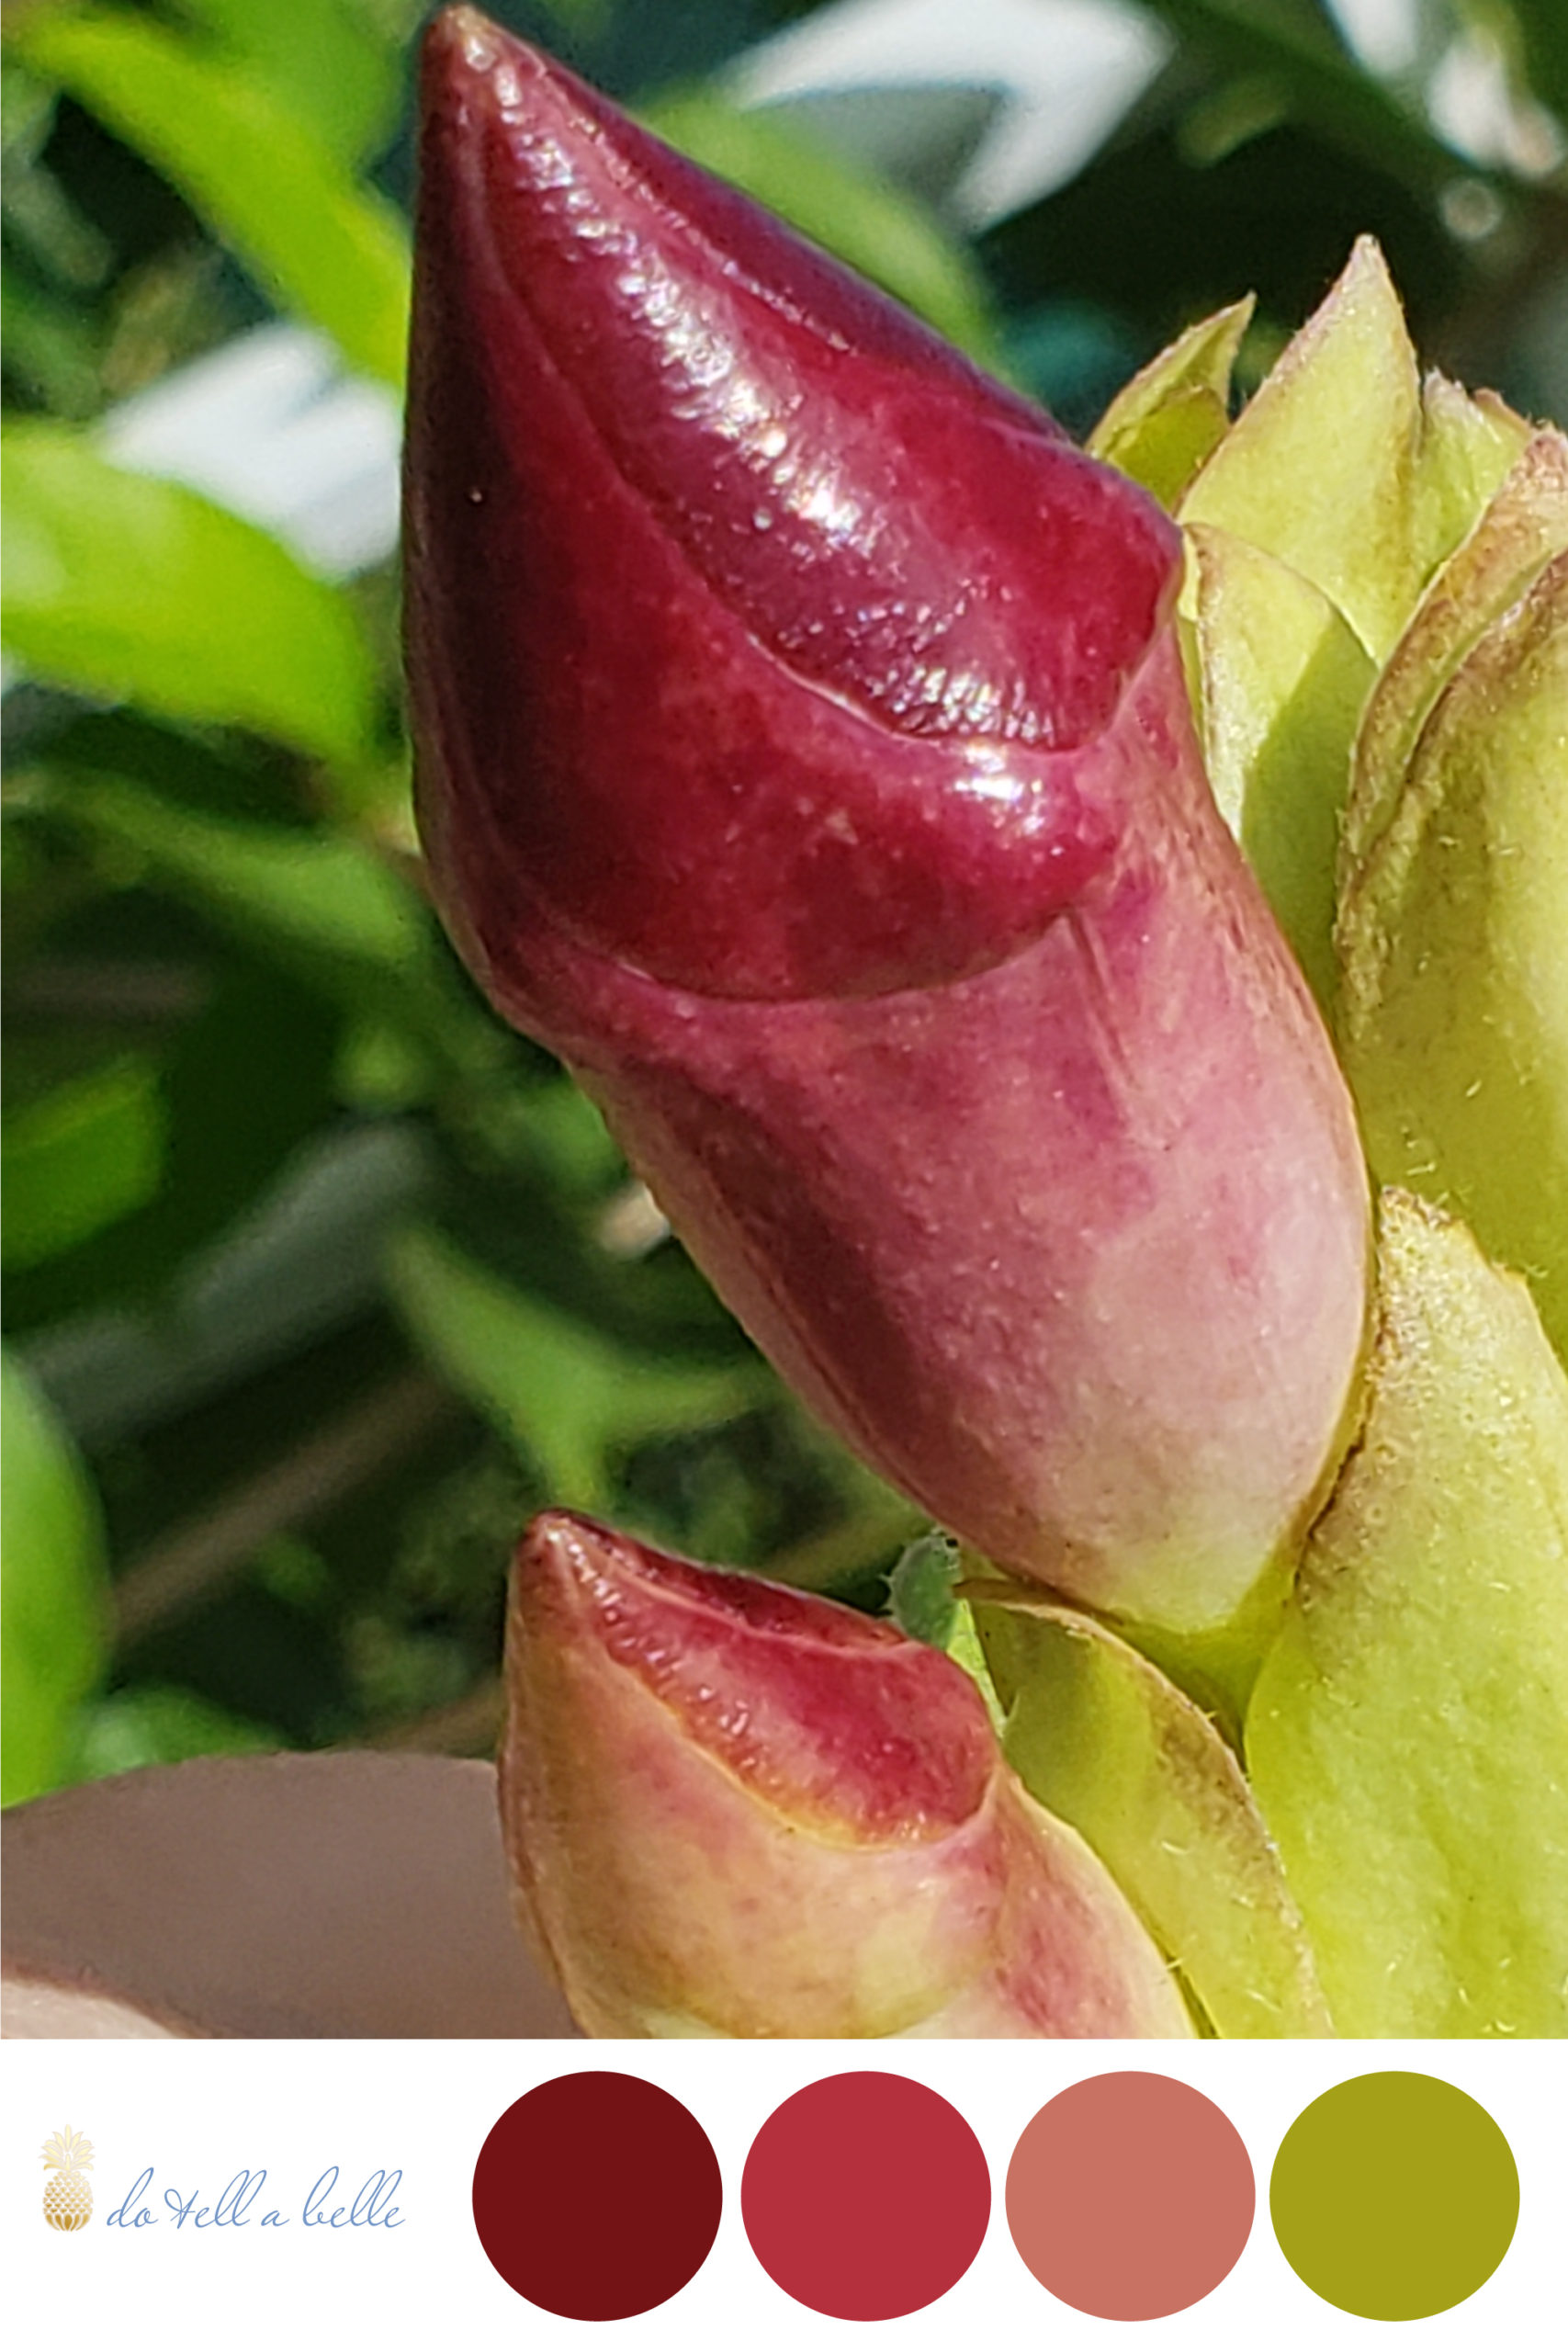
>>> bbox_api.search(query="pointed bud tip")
[513,1511,995,1840]
[405,8,1181,1002]
[420,6,605,141]
[423,4,529,85]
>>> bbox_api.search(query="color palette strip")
[471,2067,1521,2324]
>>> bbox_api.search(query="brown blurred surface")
[1,1752,580,2039]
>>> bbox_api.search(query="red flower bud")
[500,1512,1191,2036]
[405,9,1370,1633]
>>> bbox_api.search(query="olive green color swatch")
[1270,2072,1517,2320]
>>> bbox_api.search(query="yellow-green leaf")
[1,1351,109,1806]
[173,0,402,167]
[1181,239,1524,664]
[1341,428,1568,886]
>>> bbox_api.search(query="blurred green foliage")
[3,0,1563,1798]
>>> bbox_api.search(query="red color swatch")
[742,2071,990,2319]
[472,2072,721,2318]
[1007,2070,1254,2318]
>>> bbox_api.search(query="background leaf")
[1501,0,1568,127]
[386,1223,763,1508]
[1,1348,109,1804]
[2,424,377,760]
[10,6,411,385]
[1134,0,1473,198]
[67,1681,286,1780]
[2,1051,166,1270]
[171,0,403,168]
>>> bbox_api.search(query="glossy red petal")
[408,8,1174,1001]
[406,11,1371,1632]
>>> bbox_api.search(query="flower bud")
[498,1511,1191,2037]
[1337,435,1568,1359]
[405,8,1370,1634]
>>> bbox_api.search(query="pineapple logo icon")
[41,2127,94,2232]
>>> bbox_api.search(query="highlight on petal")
[407,6,1176,1007]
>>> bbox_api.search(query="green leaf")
[1247,1190,1568,2037]
[1134,0,1474,199]
[387,1224,761,1509]
[1507,0,1568,126]
[1089,296,1254,509]
[65,1683,284,1781]
[0,265,103,420]
[1409,374,1533,595]
[641,89,1005,371]
[61,777,420,965]
[1,1349,109,1805]
[10,6,410,386]
[1186,521,1374,1008]
[172,0,401,166]
[2,1054,166,1270]
[6,958,343,1329]
[1337,451,1568,1359]
[2,425,377,762]
[886,1531,1005,1730]
[31,770,477,1060]
[976,1589,1333,2038]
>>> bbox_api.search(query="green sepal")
[888,1534,1006,1735]
[1341,429,1568,887]
[1088,297,1254,510]
[1247,1190,1568,2038]
[1337,450,1568,1360]
[1186,523,1374,1009]
[974,1587,1333,2038]
[1181,239,1527,662]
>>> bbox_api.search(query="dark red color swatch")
[472,2072,721,2319]
[1007,2071,1255,2319]
[742,2071,990,2319]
